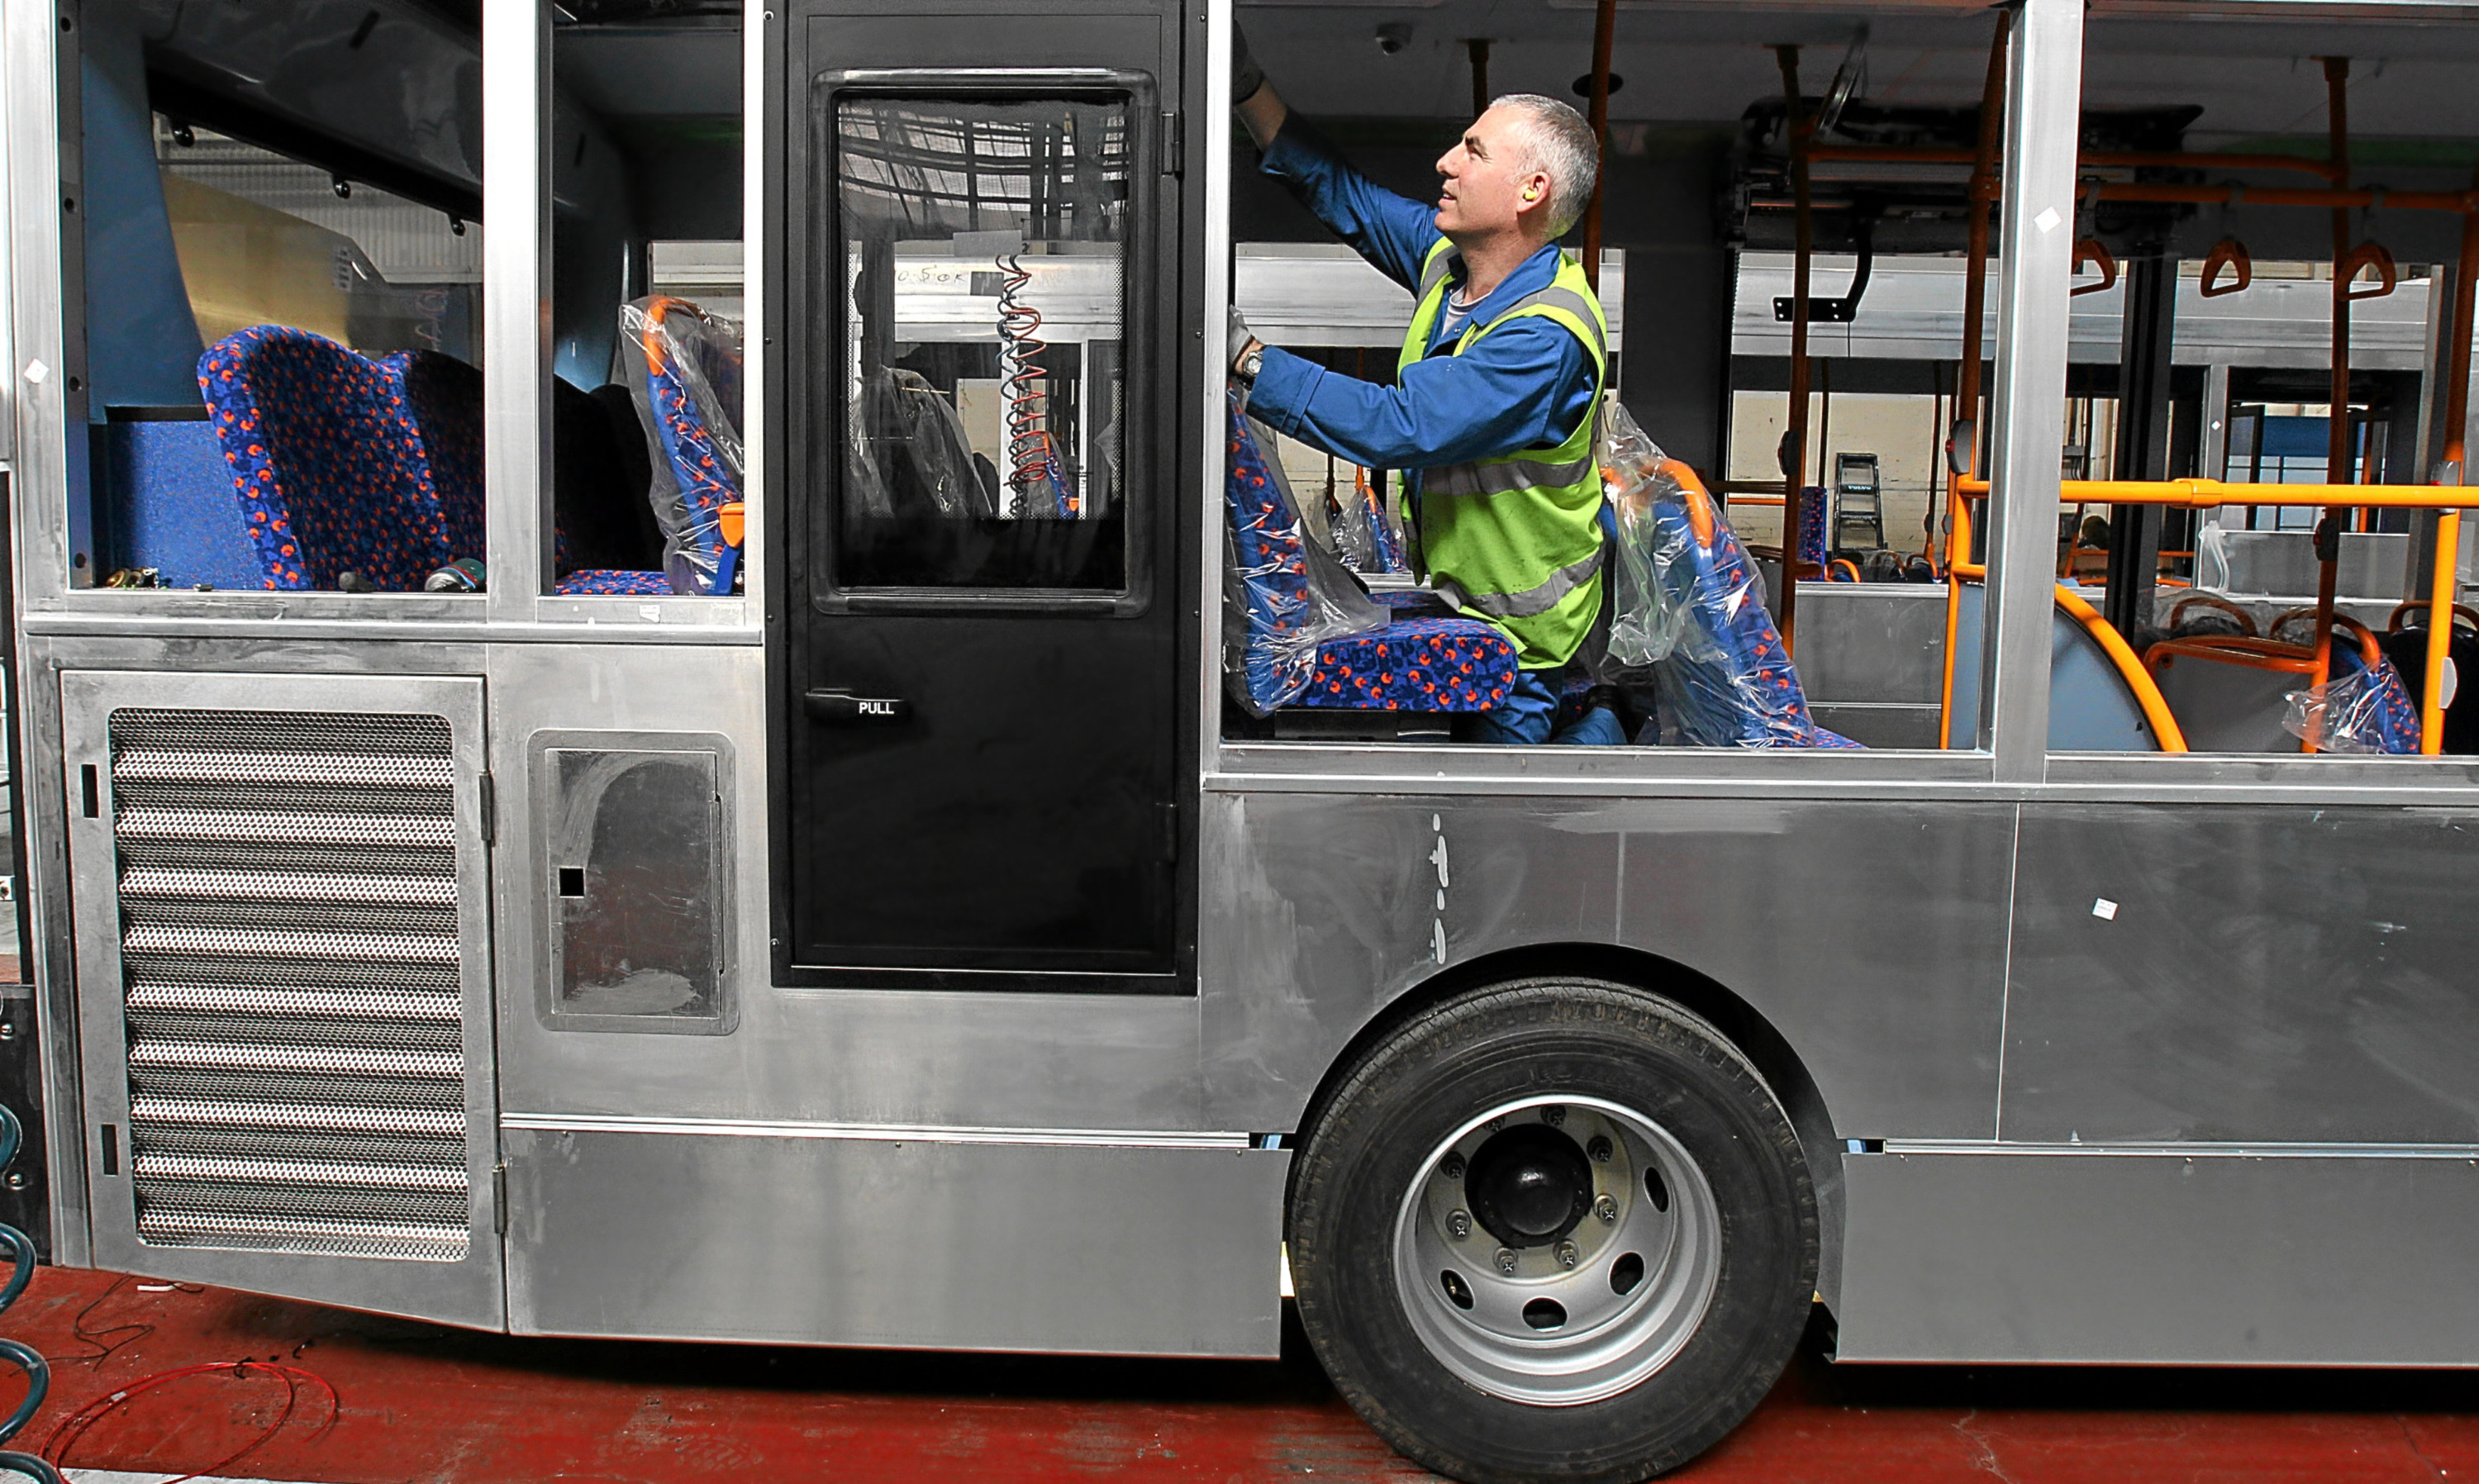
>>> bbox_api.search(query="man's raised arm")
[1231,29,1437,292]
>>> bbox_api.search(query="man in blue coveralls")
[1228,34,1623,745]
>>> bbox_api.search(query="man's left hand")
[1229,307,1263,375]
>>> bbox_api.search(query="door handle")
[805,689,909,725]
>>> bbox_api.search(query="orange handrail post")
[2303,56,2355,752]
[1772,42,1811,654]
[1582,0,1615,294]
[2426,164,2479,754]
[1938,10,2009,751]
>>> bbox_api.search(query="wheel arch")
[1288,941,1848,1316]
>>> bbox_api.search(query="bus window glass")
[826,95,1132,594]
[547,12,744,597]
[158,127,483,366]
[2025,34,2477,763]
[65,0,484,597]
[1216,20,2008,752]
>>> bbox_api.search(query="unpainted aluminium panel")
[504,1126,1289,1357]
[488,644,1202,1131]
[2001,803,2479,1144]
[1836,1149,2479,1364]
[1198,792,2014,1142]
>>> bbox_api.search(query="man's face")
[1435,105,1550,240]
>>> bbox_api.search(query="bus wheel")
[1287,977,1816,1484]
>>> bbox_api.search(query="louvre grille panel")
[109,708,473,1263]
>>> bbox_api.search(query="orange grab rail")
[2051,584,2190,753]
[2167,593,2258,637]
[1942,482,2465,755]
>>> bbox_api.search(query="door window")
[826,94,1135,594]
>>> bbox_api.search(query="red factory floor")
[1,1264,2476,1483]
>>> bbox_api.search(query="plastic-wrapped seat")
[619,296,745,595]
[1601,402,1854,749]
[1225,394,1516,715]
[1644,470,1858,748]
[197,326,450,590]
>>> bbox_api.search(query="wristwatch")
[1235,342,1265,385]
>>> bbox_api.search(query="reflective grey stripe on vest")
[1482,284,1606,359]
[1433,542,1606,621]
[1418,248,1463,301]
[1425,451,1596,497]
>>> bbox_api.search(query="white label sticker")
[638,605,664,622]
[21,360,47,385]
[2034,207,2063,234]
[2091,897,2119,920]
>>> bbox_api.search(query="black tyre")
[1287,977,1817,1484]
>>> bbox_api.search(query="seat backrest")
[1651,464,1857,748]
[1226,397,1319,711]
[382,350,486,562]
[1223,393,1391,713]
[1796,483,1828,569]
[624,297,742,592]
[197,326,450,591]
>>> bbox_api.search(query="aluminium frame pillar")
[1981,0,2083,775]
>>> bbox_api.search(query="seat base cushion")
[556,568,674,596]
[1296,614,1519,711]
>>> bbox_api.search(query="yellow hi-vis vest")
[1397,240,1610,670]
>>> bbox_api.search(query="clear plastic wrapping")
[619,297,745,594]
[1602,401,1693,669]
[1596,400,1858,749]
[2283,649,2423,754]
[854,366,997,520]
[1324,467,1410,576]
[1223,392,1387,716]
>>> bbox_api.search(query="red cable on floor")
[40,1358,338,1484]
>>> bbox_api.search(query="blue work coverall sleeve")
[1246,318,1594,472]
[1257,117,1439,292]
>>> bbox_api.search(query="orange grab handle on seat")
[2340,240,2398,302]
[2199,237,2253,297]
[1659,459,1719,549]
[2270,608,2384,668]
[2167,592,2258,637]
[1830,558,1862,583]
[2144,635,2322,678]
[2386,601,2479,634]
[719,502,745,549]
[2071,239,2118,297]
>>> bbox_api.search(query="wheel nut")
[1594,1193,1618,1224]
[1494,1247,1518,1275]
[1486,1115,1506,1132]
[1443,1153,1466,1181]
[1447,1208,1472,1239]
[1587,1135,1614,1163]
[1541,1105,1565,1127]
[1556,1240,1579,1268]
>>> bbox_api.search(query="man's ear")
[1516,170,1554,221]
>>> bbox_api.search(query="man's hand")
[1232,24,1287,147]
[1228,306,1264,376]
[1234,25,1266,107]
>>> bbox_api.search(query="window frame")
[806,67,1160,621]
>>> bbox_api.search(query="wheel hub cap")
[1465,1125,1590,1248]
[1391,1095,1724,1406]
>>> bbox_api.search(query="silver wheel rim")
[1390,1094,1723,1406]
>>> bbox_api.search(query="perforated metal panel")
[107,709,472,1262]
